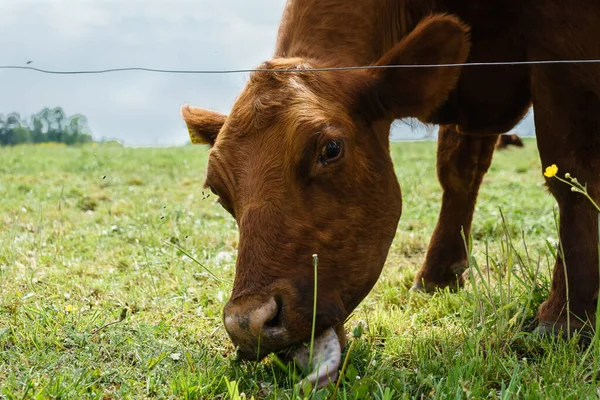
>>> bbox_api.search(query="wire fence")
[3,57,590,141]
[2,58,600,75]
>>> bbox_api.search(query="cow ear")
[359,14,471,121]
[181,105,227,146]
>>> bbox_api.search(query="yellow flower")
[66,304,73,313]
[544,164,558,178]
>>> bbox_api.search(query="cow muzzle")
[223,294,290,360]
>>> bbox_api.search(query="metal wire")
[1,58,600,75]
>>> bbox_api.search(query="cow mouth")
[275,327,343,391]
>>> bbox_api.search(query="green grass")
[1,138,598,399]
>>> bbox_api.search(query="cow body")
[495,133,524,150]
[182,0,600,374]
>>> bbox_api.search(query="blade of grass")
[308,253,319,368]
[165,240,229,284]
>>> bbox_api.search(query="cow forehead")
[223,59,356,140]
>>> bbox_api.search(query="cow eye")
[319,140,342,165]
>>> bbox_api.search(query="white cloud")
[108,77,160,110]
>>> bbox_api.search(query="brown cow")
[495,133,525,150]
[181,0,600,385]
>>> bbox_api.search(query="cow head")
[181,15,470,360]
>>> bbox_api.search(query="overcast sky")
[0,0,535,146]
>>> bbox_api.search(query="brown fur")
[181,0,600,359]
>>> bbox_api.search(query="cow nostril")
[222,294,291,360]
[264,297,283,328]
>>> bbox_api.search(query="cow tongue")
[291,327,342,391]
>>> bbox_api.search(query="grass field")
[1,138,599,399]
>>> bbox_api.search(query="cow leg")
[529,77,600,339]
[534,138,600,339]
[412,124,499,292]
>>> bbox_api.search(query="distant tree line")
[0,107,94,146]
